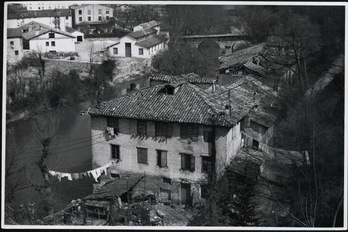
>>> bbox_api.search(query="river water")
[7,102,94,211]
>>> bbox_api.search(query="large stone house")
[88,74,278,205]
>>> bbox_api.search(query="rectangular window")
[200,184,208,199]
[15,50,19,56]
[111,144,120,160]
[10,41,14,46]
[106,16,110,20]
[98,16,102,21]
[98,9,102,14]
[51,41,55,47]
[157,150,167,168]
[66,16,69,20]
[49,32,55,38]
[107,117,119,134]
[78,10,82,14]
[203,131,213,143]
[137,147,148,164]
[201,156,213,173]
[106,10,109,14]
[46,42,49,46]
[180,124,199,139]
[88,17,91,21]
[79,17,82,22]
[137,120,147,136]
[162,177,172,184]
[160,188,171,201]
[113,47,118,55]
[87,10,91,15]
[181,153,195,172]
[138,48,143,55]
[155,122,172,137]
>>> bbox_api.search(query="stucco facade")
[7,16,72,31]
[7,37,24,64]
[72,4,113,27]
[29,32,76,53]
[107,36,166,59]
[91,116,241,181]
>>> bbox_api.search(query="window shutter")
[161,151,167,167]
[190,156,195,172]
[181,154,185,170]
[167,123,173,137]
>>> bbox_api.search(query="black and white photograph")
[2,1,346,229]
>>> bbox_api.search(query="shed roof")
[83,174,145,200]
[150,73,217,84]
[8,9,71,19]
[127,28,157,39]
[135,35,167,48]
[219,43,266,70]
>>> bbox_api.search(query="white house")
[66,26,84,42]
[133,20,161,34]
[70,4,113,28]
[7,9,73,30]
[7,28,24,64]
[106,26,167,58]
[21,2,72,10]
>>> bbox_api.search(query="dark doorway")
[125,43,131,57]
[252,139,259,150]
[77,36,83,42]
[181,183,192,205]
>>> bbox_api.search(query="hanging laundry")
[62,173,72,181]
[49,170,57,176]
[72,173,79,180]
[57,172,63,181]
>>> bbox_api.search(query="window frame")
[98,9,102,14]
[110,144,120,160]
[137,147,148,165]
[46,41,49,46]
[49,32,55,38]
[138,48,144,55]
[137,120,147,136]
[155,122,172,137]
[10,41,14,46]
[106,116,119,134]
[203,131,213,143]
[181,153,195,172]
[78,10,82,15]
[88,16,91,21]
[156,150,168,168]
[180,124,199,139]
[14,50,19,56]
[201,156,213,173]
[113,47,118,55]
[79,17,82,22]
[51,41,55,47]
[98,16,102,21]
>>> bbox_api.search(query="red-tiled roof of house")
[20,21,75,40]
[127,27,157,39]
[135,35,167,48]
[7,28,22,38]
[219,43,266,70]
[150,73,217,84]
[89,83,235,127]
[8,9,71,19]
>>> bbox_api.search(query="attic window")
[49,32,55,38]
[159,85,175,95]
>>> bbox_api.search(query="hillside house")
[7,9,72,30]
[70,4,113,35]
[88,75,280,204]
[106,21,167,58]
[66,26,84,42]
[6,21,77,63]
[22,2,72,10]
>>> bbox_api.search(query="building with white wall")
[70,4,113,28]
[7,9,73,30]
[21,2,72,10]
[7,28,24,64]
[106,22,167,59]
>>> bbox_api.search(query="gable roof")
[127,27,157,39]
[20,21,75,40]
[135,35,167,48]
[65,26,77,33]
[89,83,234,127]
[8,9,71,19]
[136,20,161,29]
[70,4,112,10]
[150,73,217,84]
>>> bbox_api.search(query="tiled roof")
[219,43,266,70]
[150,73,217,84]
[65,26,77,33]
[20,21,75,40]
[89,83,234,127]
[135,35,167,48]
[8,9,71,19]
[127,28,157,39]
[7,28,22,38]
[136,20,161,29]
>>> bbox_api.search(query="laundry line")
[48,160,119,183]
